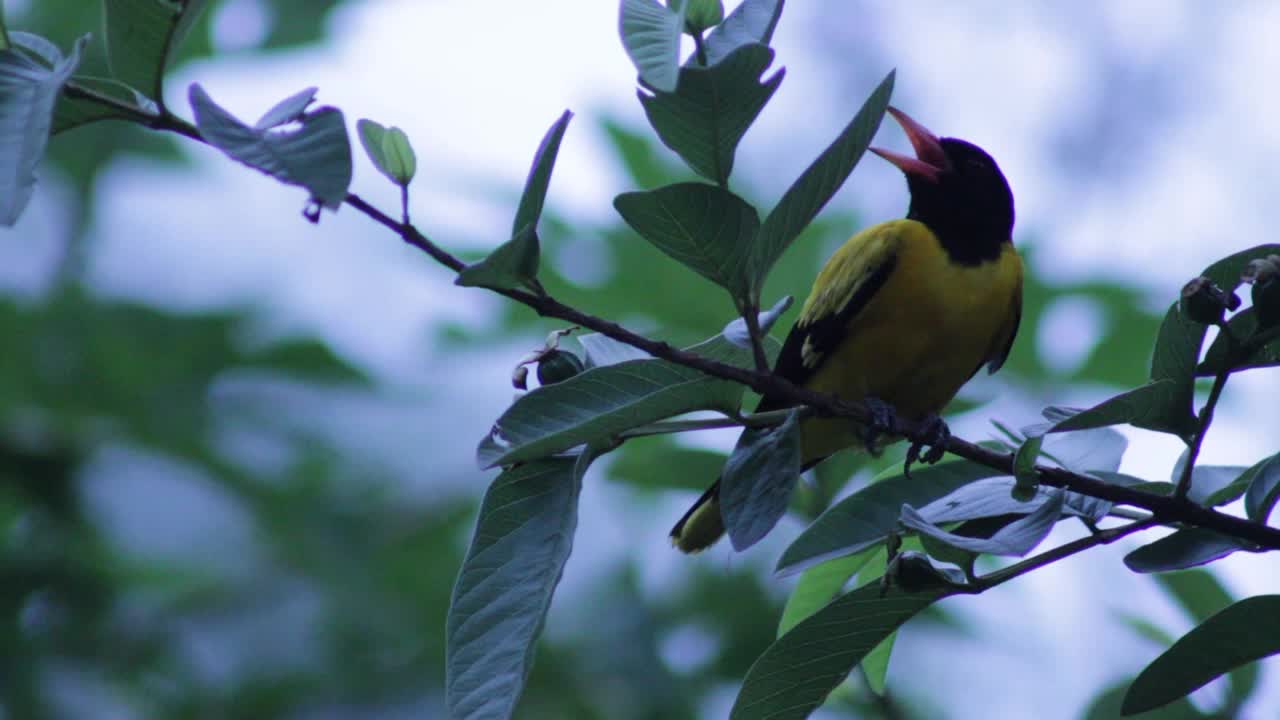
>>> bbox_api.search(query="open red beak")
[871,107,950,182]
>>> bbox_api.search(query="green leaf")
[1046,380,1184,437]
[1123,528,1254,574]
[777,549,875,637]
[639,43,782,186]
[1085,682,1205,720]
[900,489,1064,557]
[914,476,1107,525]
[608,441,722,492]
[0,8,8,51]
[1196,309,1278,375]
[446,457,586,720]
[578,333,652,368]
[752,69,894,282]
[1122,595,1280,715]
[512,110,571,237]
[1142,303,1205,439]
[1243,452,1280,522]
[104,0,209,101]
[776,457,1003,576]
[699,0,783,66]
[0,33,85,226]
[720,408,802,550]
[455,225,541,291]
[188,83,352,209]
[730,581,952,720]
[1011,434,1042,501]
[477,334,769,468]
[614,182,760,299]
[619,0,686,93]
[1154,570,1258,711]
[862,631,897,697]
[241,337,370,386]
[52,75,155,133]
[722,294,792,347]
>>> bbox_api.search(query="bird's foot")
[904,413,950,477]
[863,396,898,450]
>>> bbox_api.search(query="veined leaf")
[478,334,773,468]
[640,43,782,186]
[1123,528,1254,574]
[698,0,783,67]
[0,33,86,226]
[446,456,589,720]
[731,581,952,720]
[1123,595,1280,715]
[615,181,760,299]
[512,110,572,237]
[188,84,352,209]
[104,0,210,101]
[900,489,1065,557]
[720,408,802,550]
[777,549,874,637]
[52,75,156,133]
[619,0,685,93]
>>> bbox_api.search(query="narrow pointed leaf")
[619,0,685,93]
[456,226,540,291]
[578,333,651,368]
[1154,570,1258,709]
[699,0,783,66]
[640,43,782,185]
[53,75,155,133]
[900,489,1065,557]
[615,182,760,298]
[446,457,585,720]
[753,70,893,281]
[723,294,792,348]
[1198,309,1280,375]
[189,84,352,208]
[1046,380,1182,436]
[512,110,572,237]
[776,457,1002,576]
[721,408,802,550]
[731,581,952,720]
[1201,453,1280,507]
[1122,595,1280,715]
[1011,435,1042,500]
[1142,303,1205,439]
[477,334,772,468]
[0,33,85,226]
[1123,528,1254,573]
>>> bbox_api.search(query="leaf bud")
[1180,276,1237,325]
[683,0,724,35]
[536,349,585,386]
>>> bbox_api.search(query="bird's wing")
[982,251,1023,375]
[757,226,900,412]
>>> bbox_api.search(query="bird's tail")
[669,479,724,553]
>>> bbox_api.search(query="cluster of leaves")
[8,0,1280,718]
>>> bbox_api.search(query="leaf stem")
[968,517,1161,592]
[1175,323,1236,499]
[617,407,805,440]
[692,30,709,67]
[741,301,771,374]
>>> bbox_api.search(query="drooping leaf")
[1142,303,1207,439]
[104,0,210,101]
[777,549,874,637]
[699,0,783,67]
[730,581,952,720]
[0,33,85,226]
[619,0,685,93]
[455,225,541,291]
[255,86,317,129]
[446,456,587,720]
[1200,453,1280,507]
[1046,380,1183,437]
[1123,528,1254,574]
[900,489,1065,557]
[776,457,1002,576]
[752,69,893,282]
[188,83,352,209]
[720,408,802,550]
[578,333,652,368]
[614,182,760,299]
[477,334,771,468]
[639,43,782,186]
[1011,434,1042,501]
[512,110,572,237]
[915,476,1109,525]
[1122,595,1280,715]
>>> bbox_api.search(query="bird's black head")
[872,108,1015,266]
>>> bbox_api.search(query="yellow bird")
[671,107,1024,553]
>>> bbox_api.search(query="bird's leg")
[904,412,951,476]
[862,396,898,450]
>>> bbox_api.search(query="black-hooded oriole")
[671,107,1023,553]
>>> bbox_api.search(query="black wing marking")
[985,294,1021,375]
[756,253,898,412]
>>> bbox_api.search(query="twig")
[741,302,771,374]
[968,517,1161,591]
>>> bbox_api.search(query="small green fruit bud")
[1180,276,1236,325]
[511,364,529,390]
[536,349,585,386]
[683,0,724,35]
